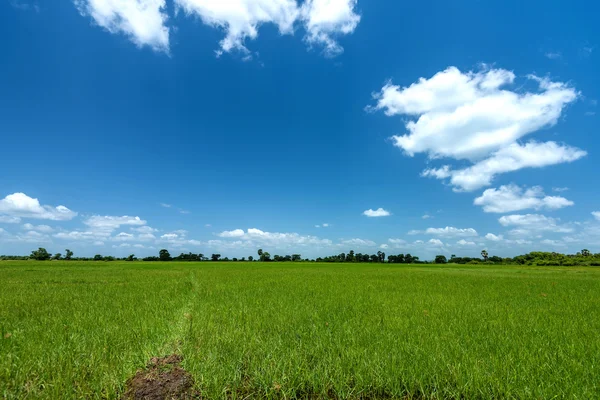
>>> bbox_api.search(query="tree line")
[1,247,599,267]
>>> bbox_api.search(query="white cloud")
[552,187,569,192]
[213,227,333,249]
[474,184,574,213]
[388,238,406,244]
[174,0,359,57]
[0,193,77,221]
[456,239,476,246]
[379,244,389,249]
[322,223,329,227]
[158,231,202,248]
[160,203,172,208]
[75,0,170,52]
[428,238,444,246]
[422,141,586,192]
[218,229,245,238]
[84,215,146,231]
[422,214,432,219]
[498,214,573,234]
[485,233,504,241]
[0,216,21,224]
[341,238,376,247]
[175,0,299,55]
[54,230,110,241]
[593,211,600,221]
[131,225,158,233]
[22,223,54,233]
[300,0,360,56]
[370,66,584,191]
[410,226,478,237]
[540,239,567,247]
[15,230,52,243]
[113,232,135,241]
[545,51,562,60]
[363,208,391,217]
[205,224,212,228]
[372,67,578,160]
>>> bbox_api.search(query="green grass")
[1,261,599,399]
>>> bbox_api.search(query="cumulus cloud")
[593,211,600,221]
[0,193,77,221]
[174,0,360,56]
[175,0,299,55]
[370,66,584,191]
[22,223,54,233]
[214,228,333,249]
[428,238,444,246]
[456,239,476,246]
[79,0,360,56]
[84,215,146,231]
[474,184,574,213]
[422,214,432,219]
[340,238,376,247]
[218,229,245,238]
[75,0,170,52]
[379,244,389,249]
[422,141,586,191]
[363,208,391,217]
[300,0,360,56]
[410,226,478,237]
[498,214,573,234]
[485,233,504,241]
[0,216,21,224]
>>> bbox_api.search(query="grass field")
[1,261,599,399]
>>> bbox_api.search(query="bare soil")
[121,355,199,400]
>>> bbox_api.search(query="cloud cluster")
[0,193,77,221]
[498,214,573,235]
[371,66,585,191]
[363,208,391,217]
[409,226,478,237]
[474,184,574,213]
[75,0,360,55]
[217,228,333,247]
[75,0,170,52]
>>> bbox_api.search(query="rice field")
[1,261,599,399]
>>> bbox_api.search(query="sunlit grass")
[1,261,599,398]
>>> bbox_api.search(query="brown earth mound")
[121,354,200,400]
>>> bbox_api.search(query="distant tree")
[159,249,171,261]
[370,254,378,262]
[248,256,254,262]
[232,258,238,261]
[261,251,271,262]
[257,249,263,257]
[65,249,74,260]
[211,254,221,261]
[404,253,414,264]
[126,254,136,261]
[378,251,386,263]
[481,250,489,262]
[450,254,456,261]
[292,254,301,262]
[30,248,51,261]
[435,255,447,264]
[582,249,591,257]
[93,254,103,261]
[52,253,62,260]
[241,257,246,261]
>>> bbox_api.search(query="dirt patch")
[121,354,200,400]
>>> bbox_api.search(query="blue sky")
[1,0,599,259]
